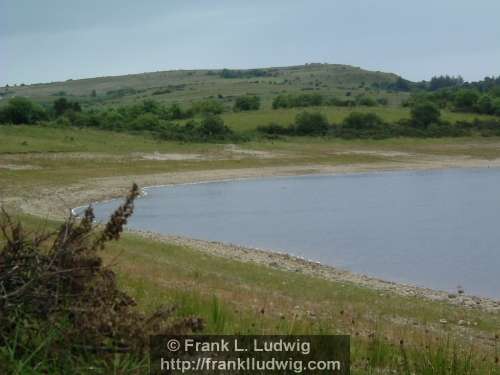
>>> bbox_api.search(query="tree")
[410,101,441,128]
[198,114,231,138]
[453,89,479,111]
[392,76,411,91]
[294,111,329,135]
[0,97,47,124]
[429,75,463,91]
[476,95,494,115]
[53,98,81,117]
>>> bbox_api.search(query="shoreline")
[21,155,500,220]
[130,230,500,313]
[10,160,500,312]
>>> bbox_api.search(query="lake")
[85,168,500,299]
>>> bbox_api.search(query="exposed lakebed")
[83,168,500,299]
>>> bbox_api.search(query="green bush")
[131,113,161,131]
[342,112,384,130]
[356,96,377,107]
[376,97,389,106]
[494,98,500,116]
[476,95,494,115]
[53,98,81,117]
[155,115,237,142]
[257,122,295,136]
[453,89,479,112]
[410,101,441,128]
[294,111,329,135]
[198,114,232,138]
[0,97,47,124]
[233,95,260,111]
[191,99,224,115]
[272,93,324,109]
[335,112,388,138]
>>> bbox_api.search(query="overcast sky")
[1,0,499,86]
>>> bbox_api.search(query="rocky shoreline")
[131,230,500,313]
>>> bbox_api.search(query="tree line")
[0,97,240,142]
[272,92,388,109]
[258,101,500,139]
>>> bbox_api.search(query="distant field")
[221,106,495,132]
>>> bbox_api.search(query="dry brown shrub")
[0,183,202,357]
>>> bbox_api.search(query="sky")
[1,0,499,86]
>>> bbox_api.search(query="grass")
[103,233,500,373]
[0,125,218,154]
[10,213,499,373]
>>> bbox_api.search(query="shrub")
[327,97,356,107]
[342,112,384,130]
[0,97,47,124]
[357,96,377,107]
[131,113,161,131]
[233,95,260,111]
[333,112,395,139]
[453,89,479,112]
[191,99,224,115]
[272,93,323,109]
[99,109,125,131]
[410,101,441,128]
[376,97,389,106]
[294,111,329,136]
[167,103,192,119]
[198,114,232,138]
[476,95,494,115]
[0,186,202,371]
[53,98,81,117]
[257,122,295,136]
[220,68,271,79]
[494,98,500,116]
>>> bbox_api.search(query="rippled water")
[85,168,500,298]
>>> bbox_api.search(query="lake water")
[86,168,500,299]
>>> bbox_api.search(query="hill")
[0,63,407,109]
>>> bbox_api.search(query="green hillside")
[0,63,407,109]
